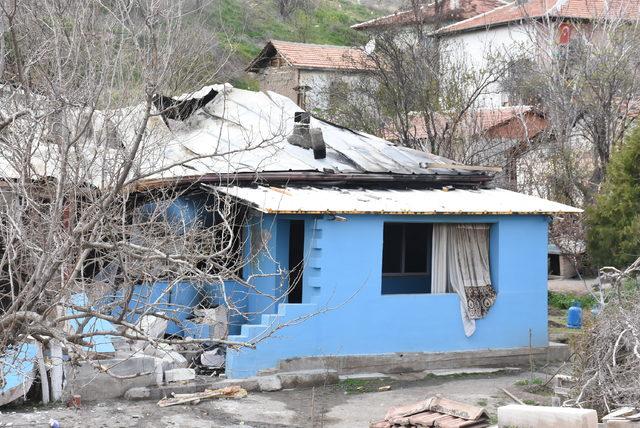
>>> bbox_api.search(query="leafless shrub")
[570,257,640,414]
[0,0,297,386]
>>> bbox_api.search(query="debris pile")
[569,273,640,413]
[371,396,490,428]
[157,385,247,407]
[603,407,640,425]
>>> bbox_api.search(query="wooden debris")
[373,396,490,428]
[553,374,576,399]
[157,385,247,407]
[500,387,525,405]
[378,385,391,392]
[604,407,640,422]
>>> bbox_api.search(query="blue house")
[139,84,580,379]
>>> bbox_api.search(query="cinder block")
[164,368,196,383]
[257,375,282,392]
[498,404,597,428]
[64,356,158,400]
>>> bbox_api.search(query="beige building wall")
[254,66,300,105]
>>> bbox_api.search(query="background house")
[435,0,640,108]
[246,40,373,112]
[384,106,548,190]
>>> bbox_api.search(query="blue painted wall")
[224,213,550,378]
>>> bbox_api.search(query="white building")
[434,0,640,107]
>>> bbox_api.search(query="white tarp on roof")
[0,83,484,186]
[213,185,582,215]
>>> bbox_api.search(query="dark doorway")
[549,254,561,276]
[288,220,305,304]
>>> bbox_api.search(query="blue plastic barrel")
[567,300,583,329]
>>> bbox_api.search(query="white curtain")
[431,224,448,294]
[431,224,496,337]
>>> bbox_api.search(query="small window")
[382,223,432,294]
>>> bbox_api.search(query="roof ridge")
[269,39,358,50]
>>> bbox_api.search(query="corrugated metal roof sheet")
[141,84,480,182]
[212,185,582,215]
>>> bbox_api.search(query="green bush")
[548,291,595,309]
[586,126,640,268]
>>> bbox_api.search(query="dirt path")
[0,370,558,427]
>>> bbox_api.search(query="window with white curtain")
[381,222,497,336]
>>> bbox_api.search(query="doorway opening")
[288,220,305,304]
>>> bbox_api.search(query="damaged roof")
[0,83,492,189]
[135,84,491,188]
[212,185,581,215]
[245,40,374,72]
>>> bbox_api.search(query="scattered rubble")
[371,396,490,428]
[164,368,196,383]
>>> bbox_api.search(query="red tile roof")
[352,0,508,30]
[385,106,547,141]
[438,0,640,34]
[246,40,374,72]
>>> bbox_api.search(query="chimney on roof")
[310,128,327,160]
[288,112,311,149]
[287,112,327,159]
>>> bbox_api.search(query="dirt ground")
[0,369,562,428]
[548,278,597,295]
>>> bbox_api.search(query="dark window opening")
[382,223,432,294]
[549,254,561,277]
[288,220,305,304]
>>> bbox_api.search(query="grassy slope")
[205,0,381,88]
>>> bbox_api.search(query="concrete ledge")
[498,404,597,428]
[125,379,214,401]
[273,343,570,375]
[64,356,159,400]
[124,369,340,400]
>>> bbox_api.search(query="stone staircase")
[227,303,318,344]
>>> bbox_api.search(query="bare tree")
[0,0,295,399]
[275,0,312,19]
[325,26,508,165]
[502,14,640,206]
